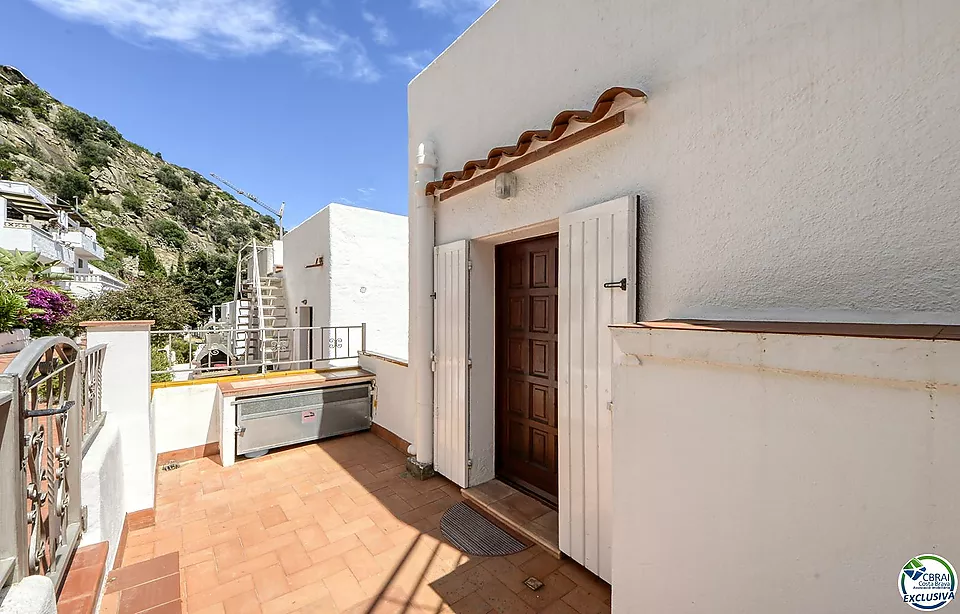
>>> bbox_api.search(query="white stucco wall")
[410,0,960,324]
[283,203,409,360]
[152,384,221,453]
[79,421,125,571]
[359,353,414,445]
[610,326,960,613]
[85,323,156,513]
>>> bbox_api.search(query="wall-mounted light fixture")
[495,172,518,199]
[305,256,324,269]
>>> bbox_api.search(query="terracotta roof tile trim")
[425,86,647,196]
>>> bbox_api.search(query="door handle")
[603,278,627,291]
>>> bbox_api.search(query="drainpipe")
[407,141,438,480]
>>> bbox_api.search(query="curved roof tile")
[425,86,647,196]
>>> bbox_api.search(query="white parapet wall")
[610,324,960,613]
[152,383,222,455]
[359,353,414,446]
[79,421,125,571]
[83,321,156,515]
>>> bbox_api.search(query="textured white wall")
[152,384,221,453]
[359,353,415,445]
[611,326,960,613]
[79,421,125,571]
[410,0,960,324]
[283,204,409,360]
[85,323,155,513]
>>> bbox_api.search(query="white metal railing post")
[250,241,266,374]
[361,323,367,354]
[0,375,28,588]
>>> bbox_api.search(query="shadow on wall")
[151,383,221,457]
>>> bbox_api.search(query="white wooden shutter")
[559,196,636,583]
[433,240,470,487]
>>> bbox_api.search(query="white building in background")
[0,180,123,296]
[283,203,408,361]
[406,1,960,612]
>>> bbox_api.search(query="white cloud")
[29,0,381,82]
[388,50,435,73]
[361,11,393,46]
[413,0,495,19]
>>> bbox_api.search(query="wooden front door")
[495,234,560,504]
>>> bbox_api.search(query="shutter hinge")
[467,260,473,271]
[235,425,246,435]
[467,358,473,368]
[607,401,614,412]
[430,351,436,373]
[467,459,473,469]
[80,505,88,532]
[430,292,437,299]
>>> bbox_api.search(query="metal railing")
[0,336,104,593]
[57,272,126,292]
[150,324,366,381]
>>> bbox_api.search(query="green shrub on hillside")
[77,138,114,171]
[98,227,142,256]
[11,84,50,120]
[155,165,183,191]
[170,192,204,228]
[47,171,91,204]
[0,95,21,121]
[121,191,145,215]
[0,159,15,180]
[138,243,165,277]
[54,108,91,143]
[147,219,188,248]
[68,276,198,332]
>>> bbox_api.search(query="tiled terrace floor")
[114,432,611,614]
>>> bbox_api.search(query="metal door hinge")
[235,425,246,435]
[467,260,473,271]
[467,358,473,368]
[430,351,436,373]
[430,292,437,299]
[607,402,614,412]
[467,459,473,468]
[80,505,88,532]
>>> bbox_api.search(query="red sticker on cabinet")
[301,410,317,423]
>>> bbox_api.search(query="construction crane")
[209,173,285,237]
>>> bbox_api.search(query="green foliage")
[170,192,204,228]
[77,138,114,172]
[10,84,50,120]
[0,286,30,333]
[68,276,199,332]
[154,151,163,160]
[85,196,121,215]
[198,188,211,201]
[147,219,188,248]
[128,142,150,155]
[138,243,165,277]
[170,336,190,363]
[54,108,122,146]
[0,159,15,180]
[98,227,142,256]
[173,251,234,314]
[54,108,91,143]
[151,347,172,383]
[47,170,91,204]
[0,143,19,158]
[121,191,145,215]
[0,249,67,282]
[0,95,20,121]
[212,219,252,247]
[155,165,183,191]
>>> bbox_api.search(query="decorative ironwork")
[328,337,343,350]
[2,337,84,593]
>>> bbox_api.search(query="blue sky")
[0,0,494,227]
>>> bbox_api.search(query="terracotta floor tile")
[217,552,281,585]
[139,600,182,614]
[287,556,349,591]
[517,569,577,610]
[322,568,366,611]
[260,584,333,614]
[449,592,495,614]
[184,561,219,596]
[277,541,312,576]
[222,591,260,614]
[561,587,610,614]
[257,506,288,529]
[58,594,95,614]
[252,565,290,603]
[187,576,255,613]
[540,600,579,614]
[294,524,330,552]
[343,546,382,581]
[519,552,564,580]
[118,573,181,614]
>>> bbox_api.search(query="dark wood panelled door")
[495,234,559,505]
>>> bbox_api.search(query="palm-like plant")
[0,248,68,282]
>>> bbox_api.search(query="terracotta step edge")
[460,488,562,559]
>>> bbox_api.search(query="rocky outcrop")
[0,65,278,277]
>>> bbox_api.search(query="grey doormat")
[440,502,529,557]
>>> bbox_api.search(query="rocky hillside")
[0,65,277,278]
